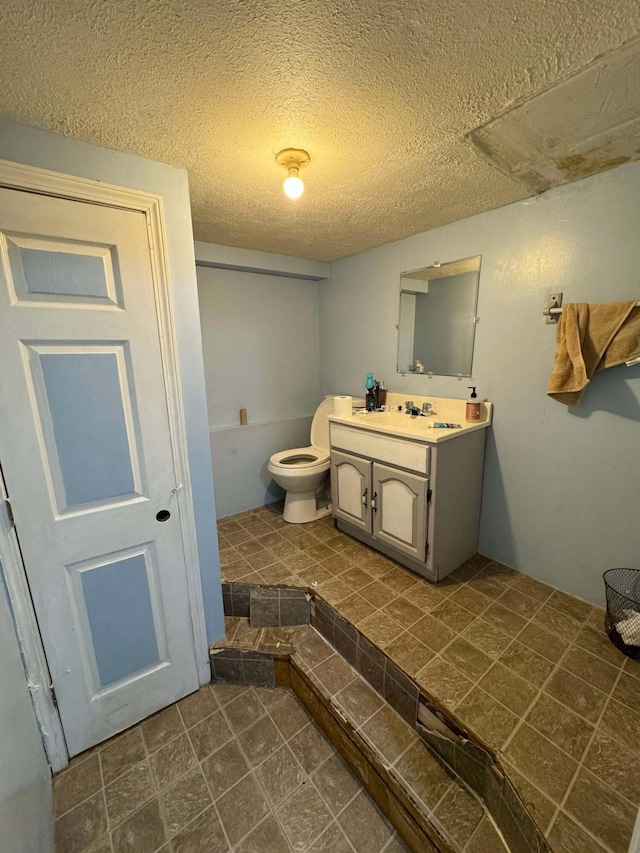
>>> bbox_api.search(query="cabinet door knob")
[371,492,377,512]
[362,488,368,508]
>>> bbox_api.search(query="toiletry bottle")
[466,387,481,422]
[365,373,376,412]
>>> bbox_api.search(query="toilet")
[267,397,338,524]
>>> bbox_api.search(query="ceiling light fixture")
[276,148,310,199]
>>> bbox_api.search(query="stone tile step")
[210,618,508,853]
[216,593,549,852]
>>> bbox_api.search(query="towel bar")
[542,299,640,319]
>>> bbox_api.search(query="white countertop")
[328,393,493,444]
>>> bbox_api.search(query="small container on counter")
[466,387,481,422]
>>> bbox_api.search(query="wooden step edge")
[287,657,451,853]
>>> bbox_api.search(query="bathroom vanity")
[327,394,492,582]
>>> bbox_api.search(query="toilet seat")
[269,446,330,469]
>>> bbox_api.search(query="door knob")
[156,510,171,522]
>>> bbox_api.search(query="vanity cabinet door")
[330,450,372,533]
[372,463,428,562]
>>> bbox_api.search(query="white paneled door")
[0,187,199,756]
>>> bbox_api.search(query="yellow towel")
[547,301,640,406]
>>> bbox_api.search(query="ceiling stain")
[556,152,631,181]
[469,38,640,198]
[1,1,639,261]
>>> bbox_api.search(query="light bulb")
[284,172,304,199]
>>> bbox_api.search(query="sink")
[354,411,438,431]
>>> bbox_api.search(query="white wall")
[0,566,51,853]
[197,261,322,517]
[320,162,640,606]
[0,118,224,643]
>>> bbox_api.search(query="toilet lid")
[310,397,338,451]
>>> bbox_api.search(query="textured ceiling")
[1,1,640,261]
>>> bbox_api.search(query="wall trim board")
[0,157,210,769]
[196,259,326,281]
[209,413,316,432]
[194,240,329,281]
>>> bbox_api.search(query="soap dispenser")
[466,387,481,422]
[365,372,376,411]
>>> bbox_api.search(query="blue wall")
[320,162,640,606]
[197,263,322,517]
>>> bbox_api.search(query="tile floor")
[218,505,640,853]
[53,682,410,853]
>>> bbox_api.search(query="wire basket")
[604,568,640,661]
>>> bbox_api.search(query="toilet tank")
[311,397,336,452]
[312,396,363,451]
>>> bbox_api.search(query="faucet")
[405,400,421,417]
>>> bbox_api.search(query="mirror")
[397,255,481,377]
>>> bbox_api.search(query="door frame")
[0,159,209,772]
